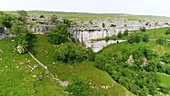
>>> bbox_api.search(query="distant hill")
[6,10,170,21]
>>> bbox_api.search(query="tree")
[46,24,73,44]
[17,10,28,24]
[123,29,129,36]
[0,12,15,29]
[14,27,35,54]
[142,34,149,43]
[54,42,95,63]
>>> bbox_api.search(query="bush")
[135,34,142,43]
[156,36,166,45]
[165,28,170,35]
[123,29,129,36]
[66,76,108,96]
[142,34,149,43]
[140,27,146,32]
[102,23,105,28]
[165,68,170,75]
[95,54,109,71]
[162,53,170,63]
[117,32,123,38]
[128,36,135,44]
[39,15,45,18]
[145,60,158,72]
[159,87,170,94]
[105,36,110,42]
[110,24,116,27]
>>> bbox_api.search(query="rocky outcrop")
[0,27,10,40]
[72,20,170,42]
[28,25,52,34]
[85,40,126,52]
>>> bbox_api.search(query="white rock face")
[85,40,126,52]
[71,19,170,52]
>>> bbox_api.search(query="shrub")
[66,76,108,96]
[117,32,123,38]
[162,53,170,63]
[145,60,158,72]
[135,34,142,43]
[95,54,109,71]
[123,29,129,36]
[102,23,105,28]
[165,68,170,75]
[110,24,116,27]
[159,87,170,94]
[140,27,146,32]
[165,28,170,35]
[128,36,135,44]
[156,36,166,45]
[142,34,149,43]
[105,36,110,42]
[39,15,45,18]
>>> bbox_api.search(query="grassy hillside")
[97,27,170,95]
[0,36,133,96]
[0,38,65,96]
[32,35,133,96]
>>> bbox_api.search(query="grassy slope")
[97,27,170,95]
[32,35,133,96]
[0,38,66,96]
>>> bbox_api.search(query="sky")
[0,0,170,17]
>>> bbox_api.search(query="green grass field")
[0,38,65,96]
[0,35,132,96]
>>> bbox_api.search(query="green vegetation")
[1,10,170,96]
[96,27,170,95]
[54,42,95,63]
[31,35,133,96]
[66,76,108,96]
[140,27,146,32]
[165,28,170,35]
[46,24,74,44]
[123,29,129,36]
[14,28,35,54]
[6,11,170,21]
